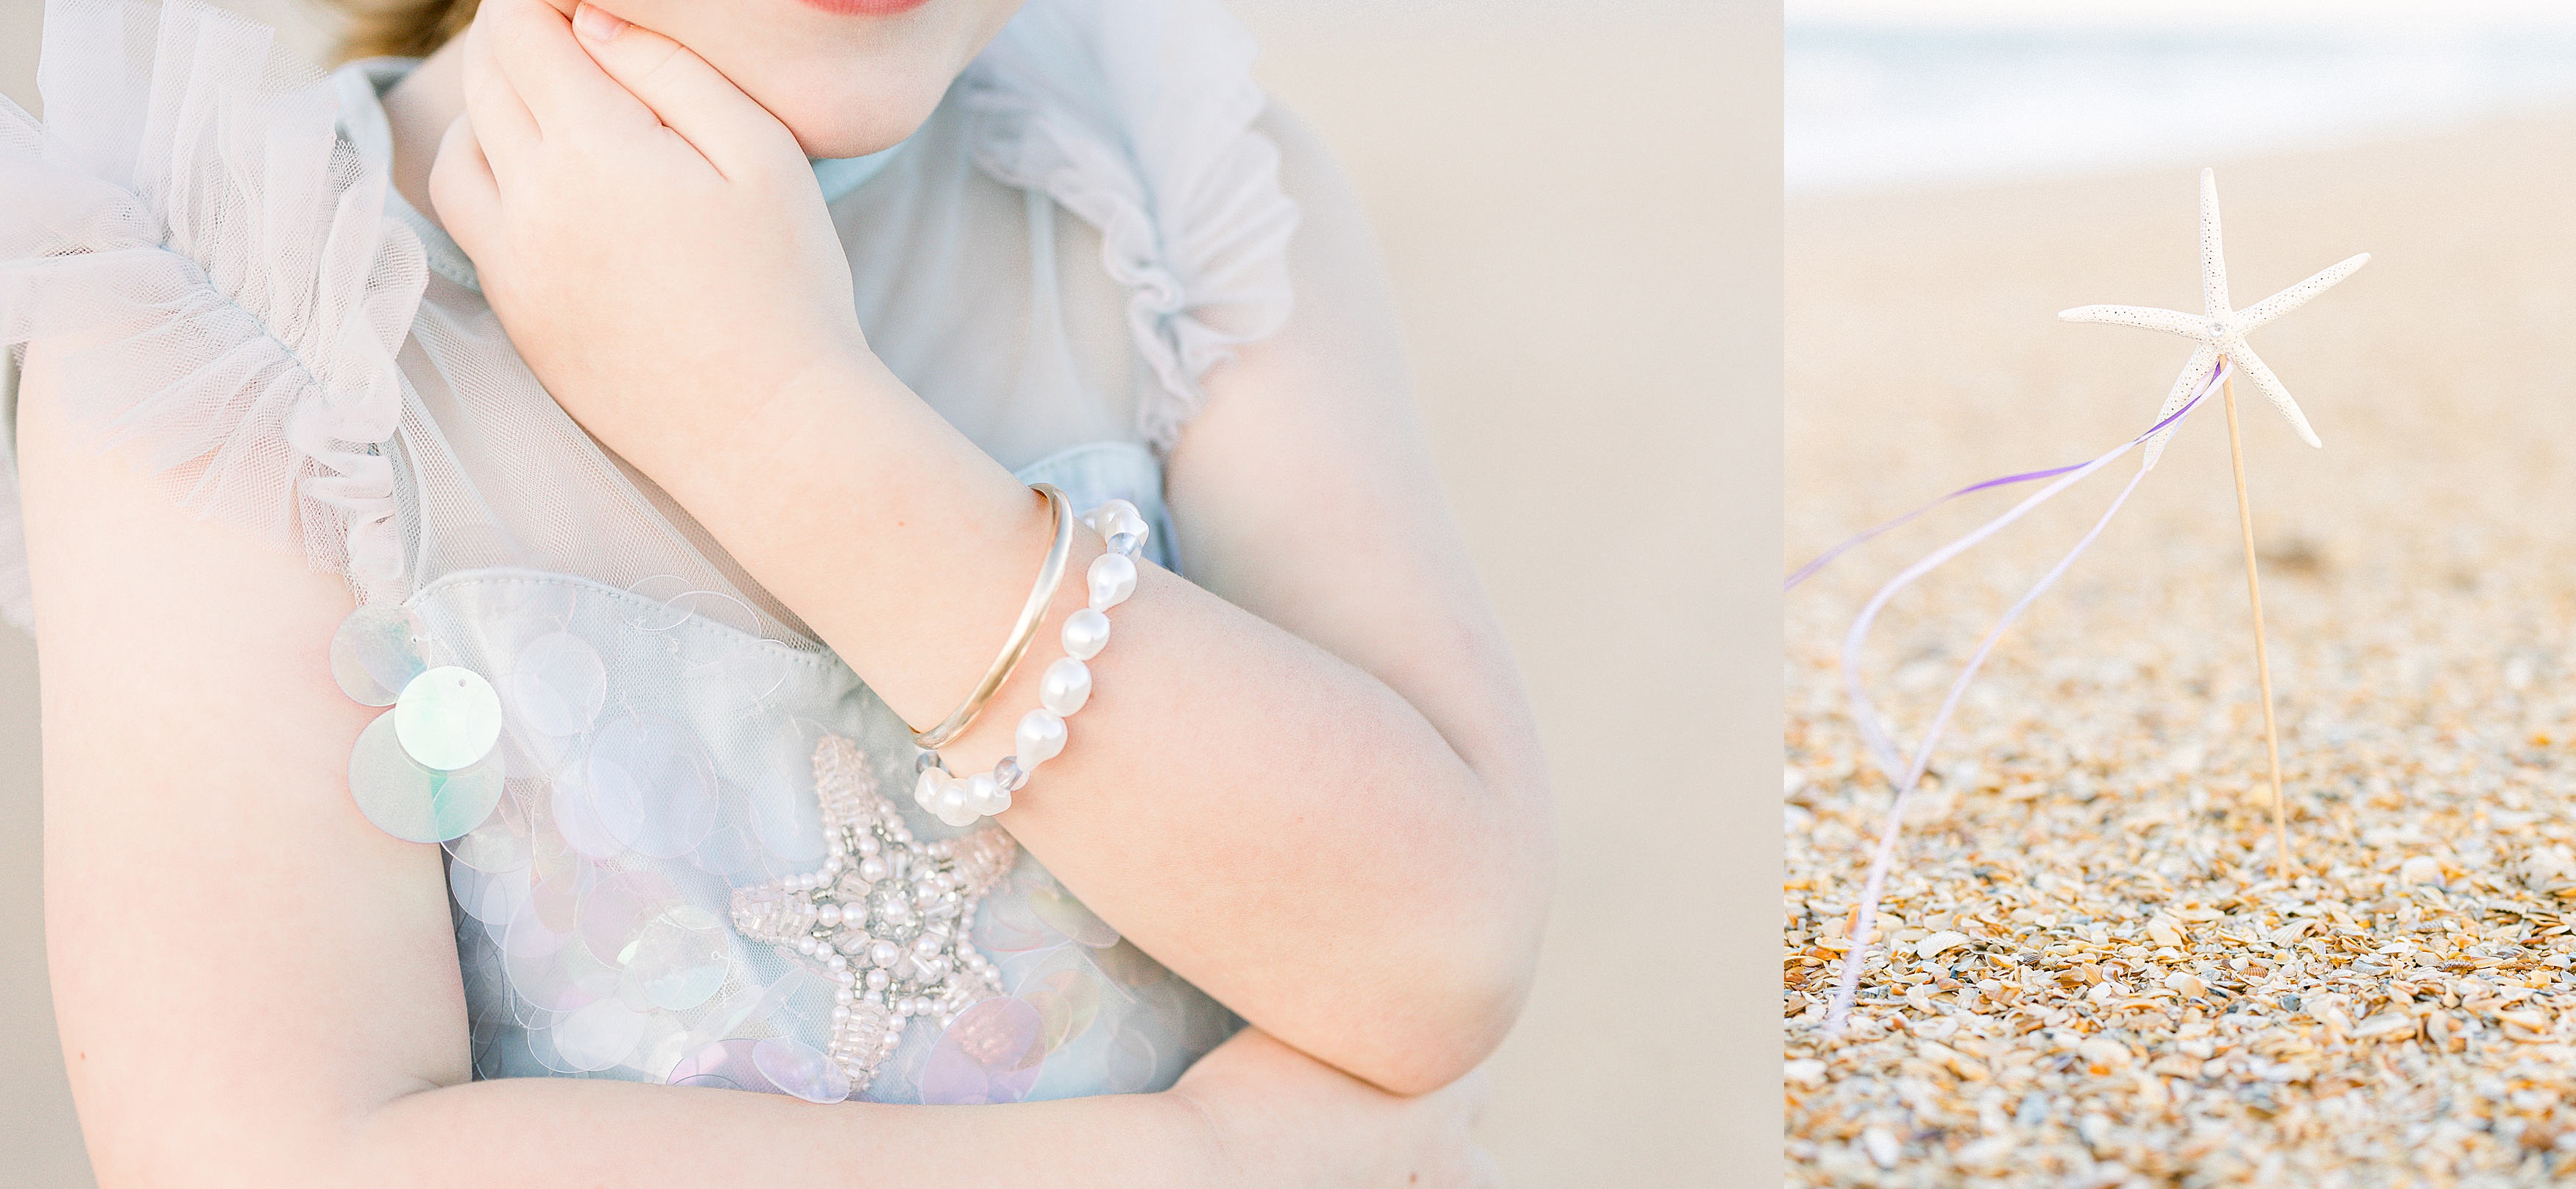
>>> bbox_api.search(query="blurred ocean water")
[1788,25,2576,196]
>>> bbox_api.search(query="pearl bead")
[866,970,890,990]
[912,934,944,958]
[1015,709,1066,766]
[857,855,888,883]
[1061,608,1111,660]
[818,904,843,927]
[935,783,972,822]
[854,833,880,856]
[826,953,848,971]
[926,840,952,860]
[1039,657,1092,716]
[1087,552,1137,611]
[831,1006,850,1023]
[1088,499,1147,543]
[868,940,899,968]
[889,825,911,844]
[964,772,1003,816]
[913,768,944,811]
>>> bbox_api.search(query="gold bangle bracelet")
[911,483,1074,752]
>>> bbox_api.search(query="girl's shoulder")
[959,0,1303,451]
[0,0,426,629]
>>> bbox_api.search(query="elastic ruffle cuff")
[964,0,1301,453]
[0,0,426,627]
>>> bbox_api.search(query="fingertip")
[573,1,629,43]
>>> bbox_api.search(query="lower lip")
[791,0,933,13]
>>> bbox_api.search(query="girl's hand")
[431,0,869,478]
[1171,1029,1500,1188]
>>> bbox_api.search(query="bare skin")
[26,0,1546,1183]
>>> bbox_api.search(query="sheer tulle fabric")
[1,0,1294,1101]
[0,0,425,626]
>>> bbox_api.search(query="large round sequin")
[1030,884,1120,948]
[550,769,625,860]
[330,606,428,707]
[921,998,1047,1105]
[556,998,648,1072]
[503,888,614,1012]
[668,1037,760,1092]
[1025,967,1104,1057]
[754,1037,852,1104]
[349,711,505,844]
[450,858,531,926]
[394,666,504,771]
[585,713,718,860]
[578,869,679,966]
[687,780,763,877]
[974,887,1058,953]
[1102,1023,1159,1093]
[445,786,533,872]
[505,632,606,738]
[622,917,731,1011]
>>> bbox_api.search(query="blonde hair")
[328,0,481,61]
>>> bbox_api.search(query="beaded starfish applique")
[730,735,1019,1099]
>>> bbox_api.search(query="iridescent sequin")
[333,571,1236,1100]
[394,666,503,770]
[330,605,428,707]
[348,711,503,843]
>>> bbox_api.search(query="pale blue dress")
[0,0,1300,1105]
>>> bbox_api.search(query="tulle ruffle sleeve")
[963,0,1300,452]
[0,0,427,629]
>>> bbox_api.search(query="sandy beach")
[0,1,1744,1185]
[1787,114,2576,1182]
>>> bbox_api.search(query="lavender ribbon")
[1786,380,2219,593]
[1804,361,2230,1036]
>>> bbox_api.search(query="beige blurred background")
[0,1,1764,1184]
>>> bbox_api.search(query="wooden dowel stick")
[2220,373,2293,881]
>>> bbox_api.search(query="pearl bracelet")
[914,498,1149,828]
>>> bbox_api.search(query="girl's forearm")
[657,353,1546,1093]
[338,1077,1217,1189]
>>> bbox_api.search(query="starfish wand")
[2219,371,2293,880]
[2059,168,2367,882]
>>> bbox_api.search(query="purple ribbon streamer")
[1786,376,2221,592]
[1804,361,2229,1037]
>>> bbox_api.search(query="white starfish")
[2059,169,2369,469]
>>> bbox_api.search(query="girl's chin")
[771,85,946,159]
[787,0,937,15]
